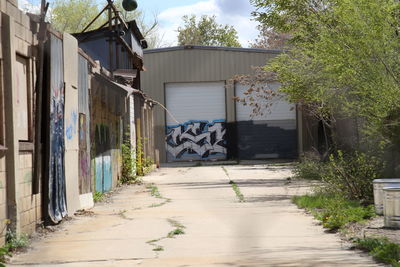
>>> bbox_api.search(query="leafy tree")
[249,25,290,49]
[246,0,400,150]
[177,15,241,47]
[49,0,161,48]
[50,0,106,33]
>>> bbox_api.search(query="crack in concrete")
[9,257,150,265]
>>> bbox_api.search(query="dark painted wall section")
[236,120,297,160]
[75,29,139,71]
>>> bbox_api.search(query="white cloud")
[18,0,41,14]
[157,0,258,47]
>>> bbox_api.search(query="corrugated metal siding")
[47,34,67,223]
[78,55,91,194]
[235,83,296,122]
[142,47,280,162]
[78,56,89,114]
[165,82,227,162]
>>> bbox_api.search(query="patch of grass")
[149,198,171,208]
[292,194,375,231]
[146,218,186,254]
[5,230,29,251]
[293,154,325,181]
[93,192,105,203]
[230,180,245,203]
[222,166,229,176]
[0,247,10,265]
[146,184,162,199]
[0,230,30,265]
[153,246,164,251]
[167,218,186,238]
[355,238,400,266]
[117,210,133,221]
[167,228,185,238]
[146,238,162,244]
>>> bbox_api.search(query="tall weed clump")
[321,150,384,203]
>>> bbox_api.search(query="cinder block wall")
[0,0,41,245]
[0,156,6,245]
[18,153,40,234]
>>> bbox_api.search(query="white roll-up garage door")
[235,82,298,159]
[165,82,227,162]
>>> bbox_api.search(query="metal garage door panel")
[235,82,297,159]
[235,82,296,122]
[165,82,227,162]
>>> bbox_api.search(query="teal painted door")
[95,125,112,193]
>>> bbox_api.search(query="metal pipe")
[81,4,110,33]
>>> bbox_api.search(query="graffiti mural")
[166,120,227,161]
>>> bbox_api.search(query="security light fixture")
[122,0,138,11]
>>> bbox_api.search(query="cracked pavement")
[8,164,382,266]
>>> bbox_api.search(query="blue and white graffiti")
[166,120,227,161]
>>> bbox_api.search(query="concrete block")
[0,171,5,189]
[20,210,29,228]
[21,13,29,28]
[6,2,18,20]
[15,9,22,24]
[25,153,32,168]
[64,150,81,215]
[0,204,6,219]
[25,28,32,44]
[0,0,6,13]
[0,188,5,204]
[7,0,18,8]
[0,156,5,172]
[14,22,23,39]
[16,36,28,56]
[79,193,94,210]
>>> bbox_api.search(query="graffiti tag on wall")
[166,120,227,161]
[66,111,78,140]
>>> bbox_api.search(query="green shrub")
[5,230,28,251]
[356,238,400,266]
[143,156,154,175]
[121,140,136,184]
[321,150,384,203]
[293,153,325,180]
[293,194,375,231]
[93,192,105,203]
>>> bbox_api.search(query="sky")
[19,0,260,47]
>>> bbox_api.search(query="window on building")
[15,55,33,143]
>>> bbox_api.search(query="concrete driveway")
[8,164,381,267]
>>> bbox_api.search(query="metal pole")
[108,6,113,75]
[33,0,49,194]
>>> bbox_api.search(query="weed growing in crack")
[93,192,105,203]
[117,210,133,221]
[167,228,185,238]
[153,246,164,251]
[149,198,171,208]
[167,218,186,238]
[222,167,245,202]
[0,230,29,265]
[230,180,245,202]
[146,218,186,254]
[146,184,162,199]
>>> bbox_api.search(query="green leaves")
[255,0,400,148]
[177,15,241,47]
